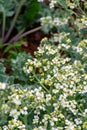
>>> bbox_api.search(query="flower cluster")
[0,36,87,129]
[0,1,87,129]
[22,38,87,129]
[49,0,87,10]
[0,83,46,130]
[0,38,87,130]
[39,0,87,36]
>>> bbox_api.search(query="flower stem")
[32,72,50,93]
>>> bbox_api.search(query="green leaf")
[19,0,41,28]
[0,0,15,16]
[3,45,12,54]
[10,52,32,84]
[0,74,14,84]
[57,0,68,10]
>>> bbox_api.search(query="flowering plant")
[0,0,87,130]
[0,37,87,129]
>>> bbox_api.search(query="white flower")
[20,107,28,115]
[10,109,20,119]
[33,115,39,124]
[3,126,9,130]
[46,94,51,102]
[50,120,54,126]
[81,86,87,93]
[18,124,26,130]
[74,118,82,125]
[49,0,57,8]
[37,0,43,2]
[12,95,21,105]
[0,82,7,90]
[85,109,87,113]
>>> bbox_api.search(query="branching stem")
[3,0,25,43]
[9,26,41,43]
[2,12,6,40]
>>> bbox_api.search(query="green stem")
[76,104,83,113]
[32,72,50,93]
[4,0,25,43]
[24,116,28,130]
[20,115,28,130]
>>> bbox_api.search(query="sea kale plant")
[0,38,87,129]
[0,0,87,130]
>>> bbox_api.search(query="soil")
[0,29,46,57]
[22,30,46,56]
